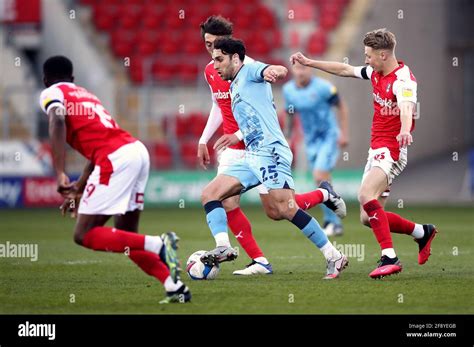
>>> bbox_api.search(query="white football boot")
[323,253,349,279]
[233,260,273,275]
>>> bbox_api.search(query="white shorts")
[78,141,150,215]
[217,147,268,195]
[361,147,407,197]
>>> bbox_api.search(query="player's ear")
[232,54,239,66]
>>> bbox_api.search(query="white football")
[186,250,220,280]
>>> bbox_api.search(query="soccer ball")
[186,250,220,280]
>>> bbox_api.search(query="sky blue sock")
[290,209,329,248]
[204,200,228,237]
[320,204,341,225]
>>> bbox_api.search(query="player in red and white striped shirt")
[290,29,438,279]
[40,56,190,302]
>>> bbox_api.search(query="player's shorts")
[78,140,150,215]
[306,132,339,172]
[361,147,407,197]
[217,147,268,194]
[221,142,295,193]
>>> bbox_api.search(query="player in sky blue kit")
[283,61,349,236]
[199,37,349,279]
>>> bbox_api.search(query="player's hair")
[213,37,246,61]
[43,55,73,81]
[200,15,233,39]
[363,28,397,51]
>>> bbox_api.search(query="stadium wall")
[322,0,466,169]
[39,0,116,116]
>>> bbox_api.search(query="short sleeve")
[246,61,270,82]
[39,86,65,114]
[354,65,373,80]
[393,78,417,104]
[326,83,340,106]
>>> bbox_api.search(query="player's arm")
[198,98,223,170]
[47,105,72,195]
[60,160,94,218]
[285,111,295,139]
[262,65,288,83]
[394,78,417,148]
[397,101,415,148]
[75,161,94,193]
[333,95,349,148]
[290,52,357,78]
[282,86,295,138]
[213,130,243,152]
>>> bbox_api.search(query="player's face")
[204,33,219,56]
[212,49,234,80]
[364,46,384,72]
[291,62,312,86]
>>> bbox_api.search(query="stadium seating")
[151,112,222,170]
[80,0,281,85]
[151,142,174,169]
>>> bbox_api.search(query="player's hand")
[290,52,309,66]
[59,181,81,218]
[197,143,211,170]
[263,68,279,83]
[338,133,349,148]
[56,172,74,198]
[396,131,413,148]
[213,134,239,152]
[60,191,82,218]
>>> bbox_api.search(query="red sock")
[226,208,264,259]
[82,226,145,252]
[386,212,416,235]
[363,199,393,250]
[294,189,324,210]
[129,250,169,284]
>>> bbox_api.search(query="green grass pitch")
[0,204,472,314]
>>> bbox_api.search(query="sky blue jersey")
[283,76,340,144]
[230,61,289,151]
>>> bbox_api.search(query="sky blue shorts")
[221,142,295,192]
[305,132,340,172]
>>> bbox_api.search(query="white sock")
[215,232,231,247]
[254,257,269,264]
[144,235,163,254]
[319,188,329,202]
[164,276,183,292]
[382,248,397,258]
[411,224,424,239]
[320,241,341,261]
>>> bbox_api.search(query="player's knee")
[358,190,373,205]
[201,187,218,205]
[222,198,238,212]
[273,203,294,221]
[265,208,282,221]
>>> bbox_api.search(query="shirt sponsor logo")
[213,90,231,100]
[373,92,394,108]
